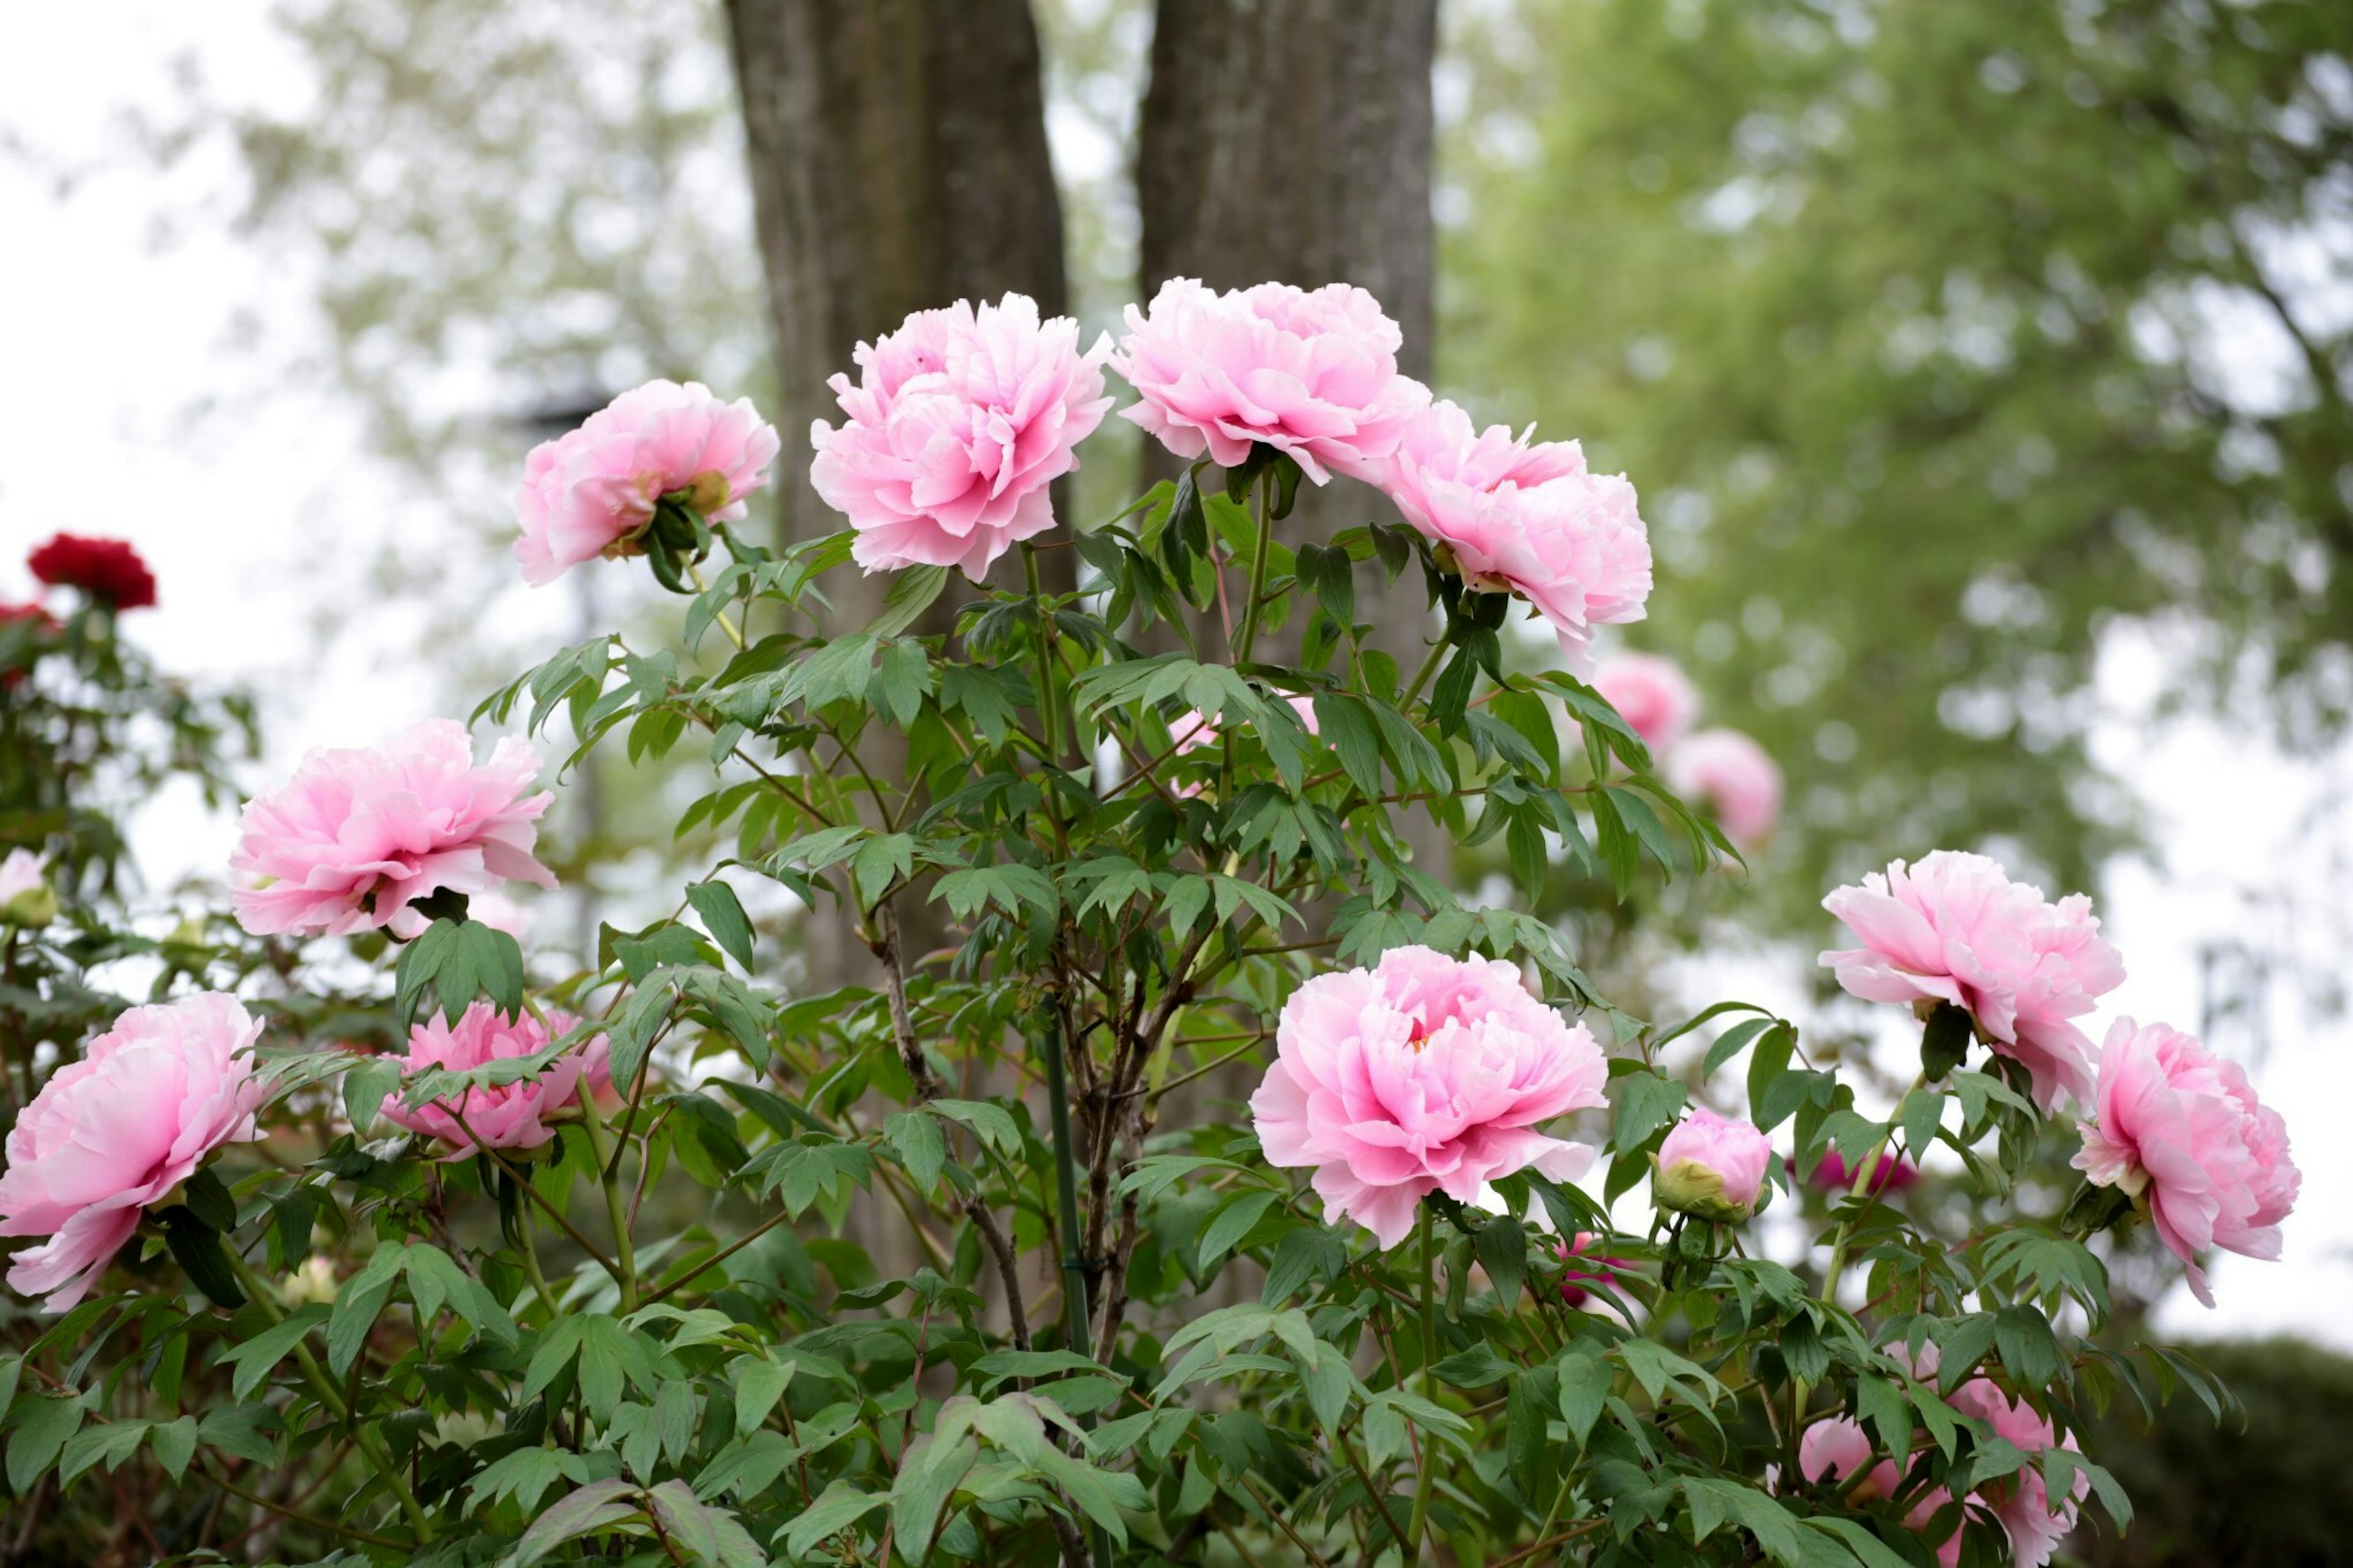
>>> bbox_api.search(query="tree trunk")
[724,0,1067,990]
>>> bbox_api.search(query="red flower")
[27,534,156,611]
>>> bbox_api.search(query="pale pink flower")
[0,849,54,926]
[1377,400,1651,667]
[1653,1107,1773,1222]
[1249,945,1606,1249]
[1166,695,1320,797]
[0,994,265,1310]
[379,1002,609,1159]
[813,294,1113,577]
[1111,278,1430,483]
[1669,728,1783,848]
[1795,1418,1961,1567]
[2072,1018,2299,1306]
[1819,852,2123,1113]
[1590,653,1698,751]
[515,379,780,586]
[1947,1381,2087,1568]
[232,720,557,941]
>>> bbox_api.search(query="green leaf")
[1700,1017,1778,1080]
[1558,1346,1613,1448]
[159,1208,247,1310]
[58,1420,146,1490]
[1995,1304,2061,1388]
[929,1099,1021,1162]
[732,1356,792,1439]
[782,1479,887,1557]
[6,1393,83,1491]
[147,1415,197,1484]
[327,1242,406,1376]
[1198,1190,1279,1271]
[216,1303,332,1401]
[867,563,950,637]
[1476,1214,1528,1311]
[1611,1069,1687,1151]
[884,1110,946,1193]
[891,1431,979,1566]
[686,880,756,970]
[1920,1001,1974,1081]
[505,1478,638,1567]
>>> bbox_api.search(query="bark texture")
[724,0,1067,990]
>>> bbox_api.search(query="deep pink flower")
[1591,653,1699,751]
[1377,400,1652,667]
[1796,1418,1961,1567]
[1249,945,1606,1249]
[2072,1018,2299,1306]
[379,1003,608,1158]
[813,294,1112,577]
[1654,1107,1774,1221]
[1947,1380,2088,1568]
[1810,1148,1920,1195]
[1669,729,1784,848]
[1556,1230,1631,1309]
[0,994,265,1310]
[1111,278,1430,483]
[232,720,556,940]
[27,533,157,611]
[1819,852,2123,1113]
[515,380,780,586]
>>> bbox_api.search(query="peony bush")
[0,279,2300,1567]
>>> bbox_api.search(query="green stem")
[1401,637,1449,708]
[577,1088,638,1314]
[1231,465,1277,665]
[230,1253,436,1542]
[1039,1003,1114,1568]
[1407,1206,1439,1555]
[1817,1071,1925,1305]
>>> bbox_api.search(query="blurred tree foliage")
[1442,0,2353,928]
[2077,1335,2353,1566]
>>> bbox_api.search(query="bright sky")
[3,2,2346,1349]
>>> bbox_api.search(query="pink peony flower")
[2071,1018,2299,1306]
[1249,945,1607,1249]
[1590,652,1699,751]
[1653,1107,1774,1222]
[0,994,266,1310]
[0,849,54,926]
[1110,278,1430,483]
[1796,1417,1962,1567]
[812,294,1113,578]
[1669,729,1784,849]
[1819,851,2123,1113]
[1947,1380,2088,1568]
[232,720,557,941]
[514,380,780,586]
[379,1002,609,1158]
[1809,1148,1920,1195]
[1377,400,1652,667]
[1166,695,1320,797]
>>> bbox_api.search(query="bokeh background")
[3,3,2349,1560]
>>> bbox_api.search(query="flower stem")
[576,1088,638,1314]
[1037,1002,1114,1568]
[1231,464,1277,666]
[685,563,747,650]
[1407,1206,1439,1555]
[1401,637,1449,708]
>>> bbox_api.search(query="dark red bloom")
[1808,1149,1920,1196]
[27,533,156,611]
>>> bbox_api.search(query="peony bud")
[1653,1108,1774,1223]
[0,850,56,928]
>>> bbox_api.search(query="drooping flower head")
[27,532,156,611]
[1590,652,1699,752]
[1946,1379,2088,1568]
[1795,1418,1962,1567]
[232,719,556,940]
[514,380,780,586]
[1669,729,1784,849]
[1111,278,1430,483]
[1819,851,2123,1113]
[1377,400,1652,667]
[1653,1107,1774,1222]
[0,849,55,927]
[0,994,266,1310]
[379,1002,609,1159]
[813,294,1113,578]
[1249,945,1606,1249]
[2071,1017,2299,1306]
